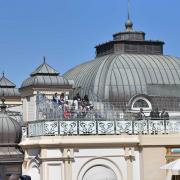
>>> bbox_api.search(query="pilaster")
[125,147,135,180]
[63,149,73,180]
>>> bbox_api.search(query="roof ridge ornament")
[43,56,46,64]
[128,0,130,20]
[2,71,5,77]
[125,0,133,32]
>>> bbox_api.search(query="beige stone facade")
[19,134,180,180]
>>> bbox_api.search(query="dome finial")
[128,0,130,20]
[125,0,133,32]
[43,56,46,64]
[2,71,5,77]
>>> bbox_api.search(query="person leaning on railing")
[160,109,169,120]
[136,108,146,120]
[52,92,65,106]
[150,107,160,119]
[64,101,71,119]
[52,92,60,104]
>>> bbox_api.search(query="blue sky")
[0,0,179,87]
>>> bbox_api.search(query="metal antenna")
[125,0,133,31]
[128,0,131,20]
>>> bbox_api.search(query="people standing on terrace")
[137,108,146,120]
[83,94,89,104]
[160,109,169,120]
[64,101,71,118]
[52,93,60,104]
[73,92,82,109]
[76,93,81,101]
[62,93,94,119]
[150,108,160,119]
[59,93,65,105]
[72,97,78,110]
[76,93,82,109]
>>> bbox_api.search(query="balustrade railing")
[24,93,180,137]
[26,118,180,137]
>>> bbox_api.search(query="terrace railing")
[22,93,180,137]
[26,117,180,137]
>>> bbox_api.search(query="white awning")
[161,159,180,171]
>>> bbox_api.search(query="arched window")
[133,99,149,108]
[131,97,152,111]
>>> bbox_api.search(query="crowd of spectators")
[137,108,169,120]
[52,92,93,119]
[39,92,170,121]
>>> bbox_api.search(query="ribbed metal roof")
[0,147,23,162]
[0,101,23,164]
[63,54,180,101]
[0,75,16,88]
[21,75,70,88]
[0,113,22,144]
[21,60,72,88]
[31,62,59,76]
[0,88,20,97]
[0,74,20,97]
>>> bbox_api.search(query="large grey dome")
[64,19,180,102]
[64,54,180,102]
[0,111,22,144]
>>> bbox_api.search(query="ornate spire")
[125,0,133,32]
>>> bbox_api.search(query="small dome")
[21,75,71,88]
[0,104,22,144]
[0,88,20,97]
[0,74,20,98]
[20,58,72,89]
